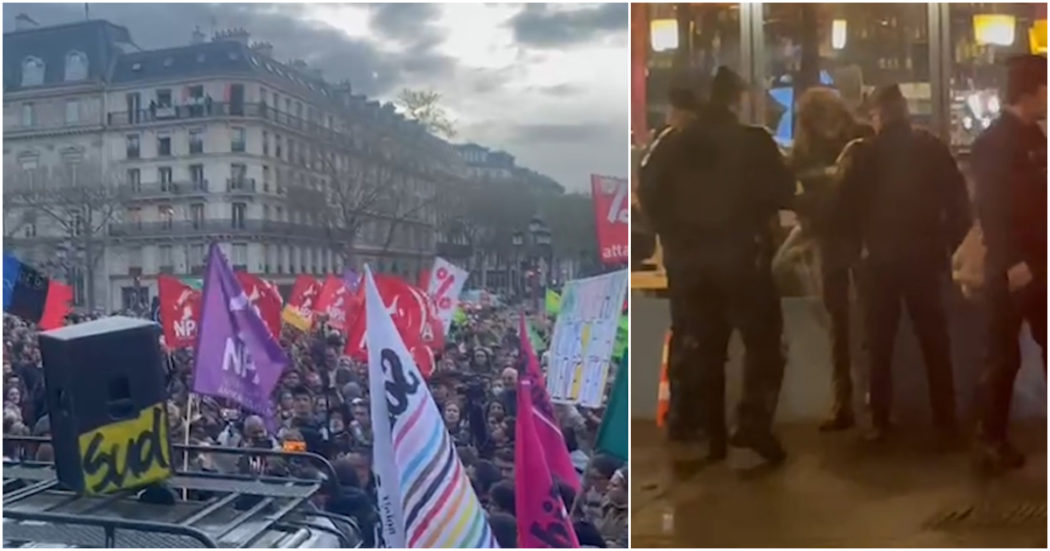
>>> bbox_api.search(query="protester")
[1,274,626,547]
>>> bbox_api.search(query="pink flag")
[516,377,580,548]
[519,313,581,492]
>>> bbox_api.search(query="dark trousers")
[979,275,1047,442]
[820,251,856,415]
[862,262,957,430]
[666,253,785,439]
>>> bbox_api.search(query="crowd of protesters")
[2,294,627,548]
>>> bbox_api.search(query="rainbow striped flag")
[364,266,497,548]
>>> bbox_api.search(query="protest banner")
[281,275,321,331]
[590,174,629,266]
[426,257,468,334]
[546,270,628,407]
[157,275,202,349]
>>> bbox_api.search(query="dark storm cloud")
[2,3,455,96]
[508,3,627,48]
[509,122,610,143]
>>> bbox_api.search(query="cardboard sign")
[426,257,468,334]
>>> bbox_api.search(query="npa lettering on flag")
[235,273,283,339]
[425,257,468,334]
[515,378,580,548]
[193,244,288,418]
[158,275,202,349]
[313,276,352,331]
[363,267,496,548]
[281,275,321,331]
[590,174,629,265]
[346,274,444,378]
[3,254,74,331]
[519,313,581,492]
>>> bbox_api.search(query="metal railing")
[108,219,333,239]
[226,177,257,192]
[123,180,210,197]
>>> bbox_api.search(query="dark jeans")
[979,274,1047,443]
[862,262,957,430]
[666,252,785,439]
[820,254,856,415]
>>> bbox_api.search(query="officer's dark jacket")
[972,110,1048,280]
[836,121,971,269]
[638,106,794,256]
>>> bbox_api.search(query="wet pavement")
[632,420,1047,547]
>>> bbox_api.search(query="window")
[231,127,246,152]
[126,168,141,192]
[190,203,205,229]
[190,244,205,271]
[232,202,246,229]
[126,134,140,159]
[21,103,34,127]
[158,136,172,156]
[129,247,144,271]
[263,205,271,220]
[288,140,296,165]
[296,101,303,120]
[189,164,205,189]
[262,166,270,192]
[156,89,172,108]
[272,92,279,111]
[64,50,88,81]
[65,100,79,124]
[21,57,44,87]
[285,98,291,115]
[275,206,283,222]
[159,167,173,190]
[189,129,203,154]
[158,245,173,273]
[188,85,204,99]
[262,131,269,156]
[159,205,174,229]
[230,163,247,189]
[275,134,283,158]
[233,244,247,267]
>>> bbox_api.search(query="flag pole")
[182,393,193,500]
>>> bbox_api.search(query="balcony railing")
[123,180,210,197]
[109,219,334,239]
[226,178,257,192]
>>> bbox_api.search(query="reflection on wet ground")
[632,420,1047,548]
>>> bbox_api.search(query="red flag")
[235,273,283,338]
[345,274,444,377]
[519,313,581,492]
[418,268,430,289]
[591,174,629,265]
[515,378,580,548]
[38,281,73,330]
[281,275,321,331]
[313,275,355,330]
[158,275,202,348]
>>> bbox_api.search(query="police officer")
[837,84,971,443]
[640,67,795,464]
[972,54,1046,473]
[638,86,702,444]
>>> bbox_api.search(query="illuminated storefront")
[632,3,1047,152]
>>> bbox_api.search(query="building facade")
[4,20,469,312]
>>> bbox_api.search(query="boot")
[972,439,1026,474]
[819,404,855,432]
[729,429,786,466]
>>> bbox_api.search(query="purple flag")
[192,243,287,418]
[343,267,361,293]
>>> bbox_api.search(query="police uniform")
[972,109,1047,467]
[639,105,795,461]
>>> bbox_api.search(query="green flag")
[545,289,561,315]
[596,353,628,462]
[528,321,545,353]
[612,314,628,361]
[452,307,467,326]
[180,277,203,290]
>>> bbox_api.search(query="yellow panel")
[77,401,173,495]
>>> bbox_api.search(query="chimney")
[191,26,206,44]
[15,14,39,31]
[251,41,274,58]
[214,27,250,45]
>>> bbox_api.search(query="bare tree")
[3,159,128,309]
[395,88,458,139]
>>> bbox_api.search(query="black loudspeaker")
[38,316,173,495]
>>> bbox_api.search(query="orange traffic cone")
[656,330,671,427]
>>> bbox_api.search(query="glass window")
[158,136,172,156]
[189,164,205,188]
[231,127,246,152]
[156,89,172,107]
[189,129,204,154]
[233,243,247,265]
[190,203,205,228]
[232,203,246,228]
[159,166,173,189]
[65,51,88,81]
[22,103,34,127]
[159,205,174,229]
[22,56,44,87]
[126,168,141,191]
[948,3,1044,149]
[262,131,269,156]
[760,3,931,147]
[65,100,79,124]
[159,245,173,269]
[126,134,140,159]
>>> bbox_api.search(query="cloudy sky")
[4,3,628,192]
